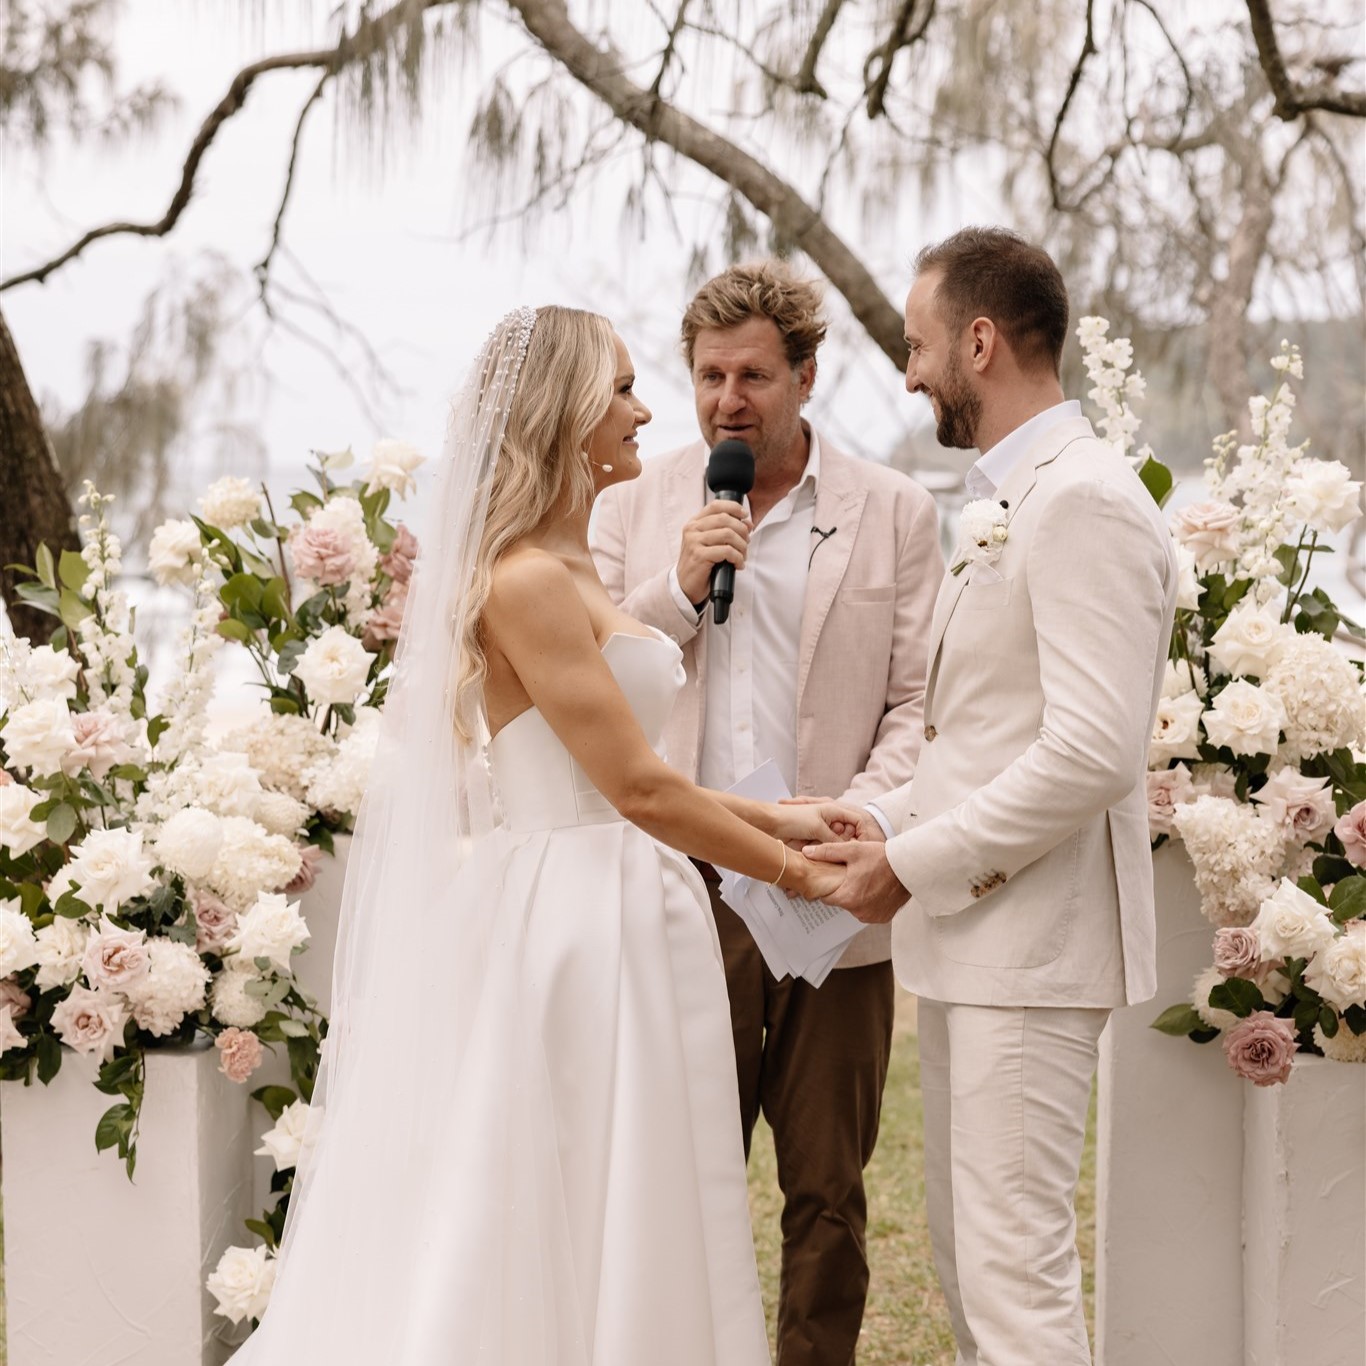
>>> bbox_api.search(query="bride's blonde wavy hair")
[453,305,617,740]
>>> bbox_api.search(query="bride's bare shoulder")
[485,548,584,639]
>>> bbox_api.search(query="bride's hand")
[790,849,846,902]
[771,798,881,845]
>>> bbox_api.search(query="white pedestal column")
[1243,1055,1366,1366]
[1096,845,1245,1366]
[1,1045,255,1366]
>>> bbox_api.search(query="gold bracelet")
[770,840,789,888]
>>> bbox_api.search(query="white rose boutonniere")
[951,499,1010,575]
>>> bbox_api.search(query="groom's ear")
[967,316,999,374]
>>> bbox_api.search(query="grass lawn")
[746,989,1097,1364]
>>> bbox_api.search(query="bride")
[230,306,853,1364]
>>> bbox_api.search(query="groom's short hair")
[681,260,828,372]
[915,228,1069,375]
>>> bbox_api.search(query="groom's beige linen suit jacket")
[874,415,1177,1007]
[593,432,943,968]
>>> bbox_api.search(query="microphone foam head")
[706,439,756,494]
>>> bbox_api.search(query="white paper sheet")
[716,761,864,987]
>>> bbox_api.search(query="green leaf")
[35,1031,62,1084]
[261,577,291,621]
[1136,456,1174,508]
[1296,875,1329,906]
[54,887,93,918]
[290,491,324,518]
[45,803,78,846]
[35,543,56,590]
[276,640,307,676]
[250,518,280,540]
[1345,1004,1366,1036]
[58,548,92,592]
[57,587,94,632]
[277,1018,309,1038]
[1328,876,1366,926]
[1151,1003,1205,1036]
[13,581,61,617]
[250,1084,298,1121]
[268,694,301,716]
[108,763,148,783]
[215,618,254,643]
[221,572,265,613]
[146,715,171,748]
[94,1102,134,1153]
[244,1217,279,1249]
[1319,1007,1340,1038]
[1209,977,1266,1018]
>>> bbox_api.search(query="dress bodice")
[488,630,685,832]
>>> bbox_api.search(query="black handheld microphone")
[705,439,756,625]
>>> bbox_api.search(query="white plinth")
[1096,845,1245,1366]
[1243,1055,1366,1366]
[1,1045,255,1366]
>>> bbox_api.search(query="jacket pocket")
[840,584,895,604]
[958,575,1013,610]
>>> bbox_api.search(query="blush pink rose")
[361,582,408,651]
[81,919,150,991]
[192,890,238,954]
[0,976,32,1019]
[290,526,356,587]
[379,524,418,585]
[1335,801,1366,867]
[216,1027,265,1083]
[0,769,12,786]
[283,843,323,895]
[1221,1011,1299,1086]
[62,709,135,781]
[1147,766,1195,838]
[1213,927,1263,978]
[1171,500,1242,570]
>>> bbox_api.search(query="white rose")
[65,829,158,914]
[50,984,128,1061]
[205,1244,277,1325]
[22,645,80,702]
[193,751,263,819]
[2,698,77,776]
[0,1002,26,1055]
[366,438,425,497]
[121,940,210,1036]
[154,806,224,881]
[80,916,151,991]
[1251,879,1338,962]
[1284,458,1362,535]
[1150,690,1205,765]
[1161,658,1207,700]
[253,790,310,837]
[34,917,91,989]
[1207,601,1293,680]
[1249,768,1336,843]
[147,519,204,587]
[0,783,47,857]
[198,476,261,529]
[62,708,136,781]
[209,962,268,1028]
[226,891,309,973]
[255,1098,311,1170]
[1174,543,1202,612]
[293,627,375,706]
[1171,500,1241,570]
[1305,922,1366,1012]
[1201,680,1286,758]
[0,899,40,978]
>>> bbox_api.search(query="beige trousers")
[918,998,1109,1366]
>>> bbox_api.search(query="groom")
[810,228,1177,1364]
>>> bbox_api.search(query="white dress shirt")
[667,431,822,794]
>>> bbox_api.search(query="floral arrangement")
[1076,321,1366,1085]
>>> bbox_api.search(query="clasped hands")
[766,798,909,925]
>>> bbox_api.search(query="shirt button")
[924,725,937,741]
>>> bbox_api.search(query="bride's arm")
[484,553,840,899]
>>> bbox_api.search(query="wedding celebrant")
[593,260,943,1365]
[807,228,1179,1366]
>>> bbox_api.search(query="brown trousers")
[706,881,896,1366]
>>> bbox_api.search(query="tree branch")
[1245,0,1366,120]
[863,0,936,120]
[1044,0,1098,212]
[505,0,909,368]
[795,0,848,97]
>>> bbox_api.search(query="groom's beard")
[932,355,982,450]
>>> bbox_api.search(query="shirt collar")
[699,424,821,500]
[963,399,1081,500]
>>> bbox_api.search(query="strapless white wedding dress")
[232,630,770,1364]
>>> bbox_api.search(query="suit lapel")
[796,448,867,712]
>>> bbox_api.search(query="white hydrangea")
[204,817,303,911]
[1316,1023,1366,1062]
[2,697,77,776]
[64,828,158,915]
[147,519,204,587]
[154,806,224,882]
[199,476,261,529]
[34,917,91,989]
[209,962,268,1028]
[304,708,381,817]
[1192,965,1239,1032]
[1305,922,1366,1013]
[206,1244,276,1325]
[0,782,47,857]
[253,790,310,837]
[121,939,211,1036]
[221,713,336,804]
[0,899,40,978]
[1263,634,1366,763]
[1172,796,1285,927]
[190,750,263,819]
[226,891,309,974]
